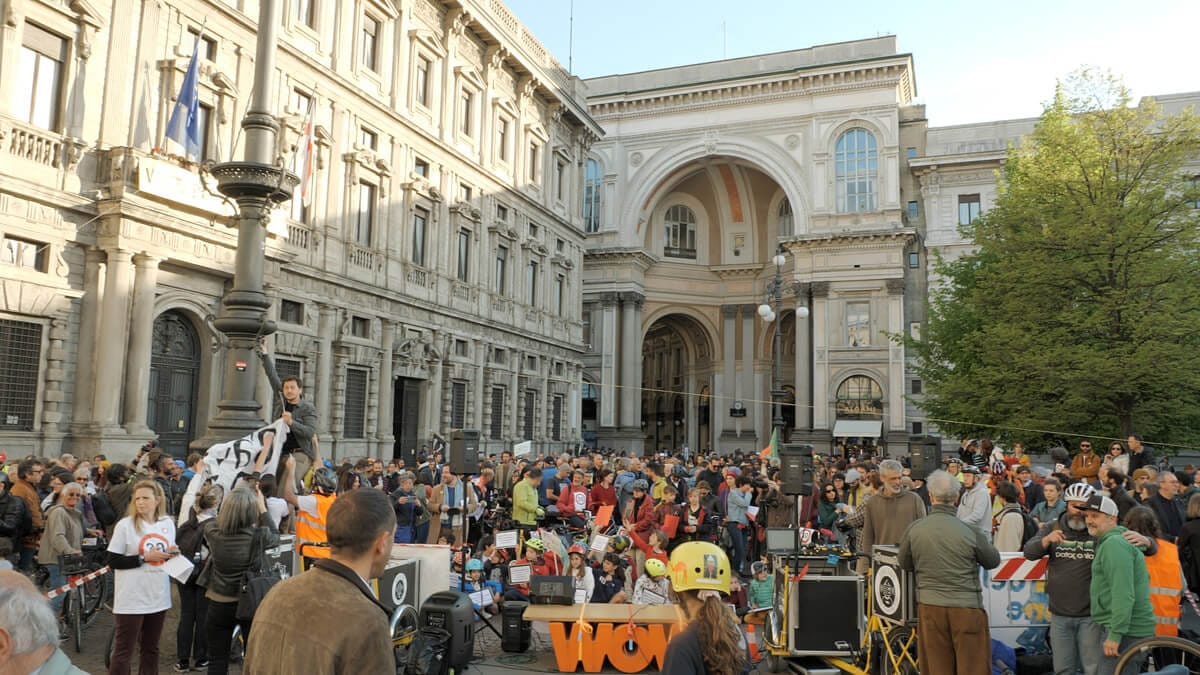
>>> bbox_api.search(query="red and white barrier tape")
[44,566,110,600]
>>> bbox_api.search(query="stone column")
[472,338,486,428]
[740,304,755,440]
[720,304,737,437]
[94,248,133,430]
[315,304,338,438]
[793,282,812,430]
[886,279,907,433]
[686,371,699,453]
[426,338,444,436]
[509,350,522,440]
[618,291,643,430]
[811,282,832,431]
[377,321,396,459]
[568,364,580,445]
[122,253,161,435]
[599,293,618,428]
[72,248,105,428]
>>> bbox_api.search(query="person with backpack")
[994,481,1035,551]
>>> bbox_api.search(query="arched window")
[835,375,883,419]
[778,197,794,236]
[835,128,878,213]
[583,158,602,233]
[663,205,697,259]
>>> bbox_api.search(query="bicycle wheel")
[81,571,106,621]
[1114,635,1200,673]
[70,591,83,654]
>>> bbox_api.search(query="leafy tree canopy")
[910,70,1200,451]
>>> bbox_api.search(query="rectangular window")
[450,381,467,429]
[460,183,472,203]
[361,14,379,71]
[495,245,508,293]
[905,147,917,159]
[351,316,370,338]
[907,200,918,220]
[526,260,538,305]
[846,301,870,347]
[343,367,368,438]
[413,158,429,177]
[187,27,218,61]
[582,310,592,351]
[2,237,48,272]
[911,379,923,395]
[912,421,923,435]
[528,142,540,181]
[456,229,470,282]
[522,389,535,440]
[556,238,565,253]
[555,159,566,201]
[528,223,539,239]
[910,321,922,341]
[291,89,312,116]
[358,127,377,150]
[525,355,537,371]
[195,103,213,162]
[415,56,430,107]
[290,190,308,223]
[355,182,375,247]
[497,119,510,162]
[453,339,468,357]
[489,386,505,439]
[280,299,305,324]
[492,348,506,365]
[908,252,919,269]
[295,0,316,28]
[460,90,474,136]
[16,23,67,130]
[583,159,603,233]
[554,275,565,316]
[0,319,43,430]
[958,193,982,225]
[496,204,509,223]
[551,395,563,441]
[411,206,428,266]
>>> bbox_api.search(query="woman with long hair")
[107,479,178,675]
[663,541,747,675]
[201,484,279,675]
[174,483,223,673]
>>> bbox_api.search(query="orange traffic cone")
[745,623,761,662]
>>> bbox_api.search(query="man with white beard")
[1023,482,1157,675]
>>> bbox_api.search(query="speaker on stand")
[448,429,481,475]
[907,436,940,481]
[779,444,814,496]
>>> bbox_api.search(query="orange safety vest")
[1146,538,1183,636]
[295,493,336,559]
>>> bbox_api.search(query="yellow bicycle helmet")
[668,541,731,595]
[644,558,668,578]
[525,537,546,552]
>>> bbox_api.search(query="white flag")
[180,419,288,521]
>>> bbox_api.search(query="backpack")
[9,495,32,539]
[996,505,1038,545]
[175,511,207,582]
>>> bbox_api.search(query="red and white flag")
[293,105,316,207]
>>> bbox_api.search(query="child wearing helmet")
[464,557,501,614]
[662,541,749,675]
[566,544,594,602]
[501,536,562,601]
[631,557,672,605]
[624,525,668,583]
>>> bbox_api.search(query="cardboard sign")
[470,589,494,608]
[594,505,615,529]
[495,530,519,549]
[590,534,609,553]
[509,564,531,584]
[745,505,760,519]
[662,514,679,539]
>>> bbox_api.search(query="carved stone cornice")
[810,282,831,298]
[600,292,619,307]
[711,264,765,280]
[784,229,916,250]
[721,304,740,318]
[582,247,656,271]
[791,281,811,298]
[619,291,644,307]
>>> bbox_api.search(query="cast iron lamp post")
[757,245,810,447]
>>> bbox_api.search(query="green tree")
[910,71,1200,449]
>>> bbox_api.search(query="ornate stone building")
[579,38,921,455]
[0,0,598,461]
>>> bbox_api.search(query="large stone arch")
[640,304,719,363]
[623,135,813,237]
[152,291,222,447]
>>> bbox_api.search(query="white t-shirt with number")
[108,515,176,615]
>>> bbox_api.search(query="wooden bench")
[522,604,687,672]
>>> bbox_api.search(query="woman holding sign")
[107,480,179,675]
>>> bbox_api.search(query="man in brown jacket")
[10,460,44,571]
[243,489,396,675]
[857,459,927,574]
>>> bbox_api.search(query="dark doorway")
[394,377,422,465]
[148,311,200,458]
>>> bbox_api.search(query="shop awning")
[832,420,883,438]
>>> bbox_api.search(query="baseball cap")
[1080,494,1118,517]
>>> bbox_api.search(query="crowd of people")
[3,422,1200,674]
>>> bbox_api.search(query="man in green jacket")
[1082,494,1155,675]
[513,467,543,529]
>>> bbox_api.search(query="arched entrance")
[833,374,884,457]
[148,311,201,458]
[641,312,716,454]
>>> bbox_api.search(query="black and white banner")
[180,419,288,519]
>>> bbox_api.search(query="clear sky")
[504,0,1200,127]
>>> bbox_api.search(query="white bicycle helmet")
[1063,482,1096,503]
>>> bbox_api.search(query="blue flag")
[164,35,202,160]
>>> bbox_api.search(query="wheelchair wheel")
[1113,635,1200,674]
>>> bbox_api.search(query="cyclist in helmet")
[631,557,671,605]
[565,544,593,602]
[625,479,657,577]
[1023,480,1158,675]
[502,536,561,601]
[283,454,338,560]
[662,542,749,675]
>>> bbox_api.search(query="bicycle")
[56,552,107,654]
[1113,634,1200,674]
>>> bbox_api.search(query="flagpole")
[195,0,299,450]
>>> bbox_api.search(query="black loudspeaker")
[501,600,531,652]
[419,591,475,668]
[448,429,481,475]
[788,575,861,654]
[779,444,814,495]
[907,436,939,481]
[871,545,917,625]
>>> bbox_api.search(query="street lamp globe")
[763,310,776,322]
[773,253,787,267]
[757,303,772,318]
[796,306,810,319]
